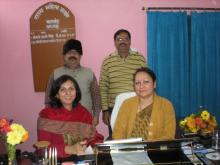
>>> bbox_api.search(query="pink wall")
[0,0,219,152]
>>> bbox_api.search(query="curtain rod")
[142,6,220,11]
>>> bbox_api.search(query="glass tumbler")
[212,129,220,150]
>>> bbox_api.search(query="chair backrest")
[111,92,136,129]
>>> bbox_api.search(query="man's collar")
[114,49,138,56]
[64,64,81,70]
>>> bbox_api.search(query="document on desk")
[104,138,145,150]
[104,138,143,144]
[110,150,153,165]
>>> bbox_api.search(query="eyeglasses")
[115,38,130,42]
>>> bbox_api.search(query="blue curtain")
[147,12,190,118]
[190,12,220,122]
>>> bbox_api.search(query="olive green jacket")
[112,94,176,140]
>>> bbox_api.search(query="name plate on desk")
[103,138,146,151]
[96,138,198,165]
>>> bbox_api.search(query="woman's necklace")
[138,96,153,112]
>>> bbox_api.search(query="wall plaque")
[30,1,75,91]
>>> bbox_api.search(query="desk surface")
[0,138,220,165]
[0,151,219,165]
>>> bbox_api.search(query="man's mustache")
[68,56,77,60]
[119,43,126,46]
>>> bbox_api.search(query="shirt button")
[148,131,152,136]
[149,122,153,126]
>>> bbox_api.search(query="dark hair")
[114,29,131,40]
[49,75,81,108]
[63,39,83,55]
[133,67,156,83]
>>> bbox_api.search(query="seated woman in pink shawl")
[37,75,103,157]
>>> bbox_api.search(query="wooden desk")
[0,138,219,165]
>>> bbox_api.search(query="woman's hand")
[64,140,87,155]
